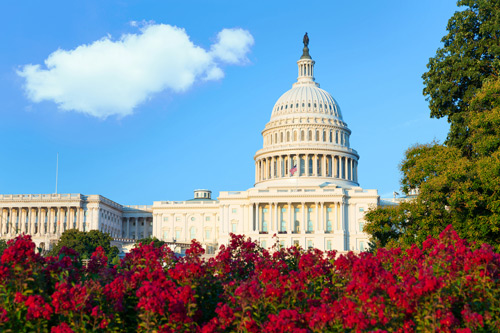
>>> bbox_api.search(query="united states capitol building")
[0,37,381,254]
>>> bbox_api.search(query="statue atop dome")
[301,32,311,59]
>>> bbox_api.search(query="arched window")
[335,131,339,144]
[323,131,326,142]
[281,132,284,143]
[316,130,319,141]
[287,131,290,142]
[294,221,300,233]
[293,131,297,141]
[329,130,333,143]
[301,130,304,141]
[274,133,277,144]
[308,130,312,141]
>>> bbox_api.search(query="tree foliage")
[49,229,119,259]
[366,77,500,251]
[422,0,500,148]
[135,236,166,249]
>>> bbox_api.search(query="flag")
[290,165,297,176]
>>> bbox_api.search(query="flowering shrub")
[0,225,498,332]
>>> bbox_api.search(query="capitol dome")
[254,36,359,188]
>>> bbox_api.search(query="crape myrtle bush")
[0,226,499,332]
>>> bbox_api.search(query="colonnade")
[265,128,349,147]
[0,206,89,237]
[252,202,345,234]
[219,201,347,236]
[255,153,357,183]
[122,217,151,240]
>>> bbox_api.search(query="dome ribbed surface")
[271,85,342,121]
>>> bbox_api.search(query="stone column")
[133,218,138,239]
[288,203,292,233]
[270,157,275,179]
[322,155,327,177]
[269,203,273,233]
[255,203,260,232]
[125,218,129,238]
[0,208,4,235]
[315,203,319,232]
[320,202,326,233]
[20,208,26,234]
[344,157,348,180]
[301,203,306,234]
[249,204,254,232]
[275,203,279,232]
[144,217,148,238]
[30,208,36,235]
[313,154,318,176]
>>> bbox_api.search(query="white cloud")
[17,24,254,118]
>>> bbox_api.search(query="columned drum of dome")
[254,40,359,188]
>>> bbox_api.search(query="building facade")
[0,39,379,253]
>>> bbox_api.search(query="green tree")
[365,78,500,250]
[135,236,166,249]
[49,229,119,259]
[0,239,7,256]
[422,0,500,148]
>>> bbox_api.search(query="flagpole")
[55,153,59,194]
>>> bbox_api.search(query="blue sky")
[0,1,458,204]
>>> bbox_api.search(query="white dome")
[271,85,343,121]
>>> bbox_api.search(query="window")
[359,207,364,212]
[307,240,313,249]
[190,227,196,240]
[359,221,365,232]
[295,208,300,212]
[262,221,268,232]
[175,230,181,240]
[163,230,168,239]
[294,221,300,233]
[191,217,195,221]
[281,208,286,212]
[205,229,211,239]
[261,240,267,248]
[281,220,286,232]
[360,241,366,252]
[176,217,180,221]
[326,220,332,232]
[232,208,237,214]
[279,240,285,248]
[205,216,210,221]
[308,208,313,212]
[232,223,237,233]
[263,208,268,213]
[326,240,332,250]
[307,220,313,232]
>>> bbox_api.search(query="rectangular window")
[163,230,168,239]
[263,208,268,213]
[293,240,299,246]
[307,240,313,249]
[326,240,332,251]
[359,207,364,212]
[205,216,210,221]
[279,240,285,249]
[308,208,313,212]
[232,223,237,233]
[295,208,300,212]
[359,221,365,232]
[163,217,168,222]
[232,208,237,214]
[175,230,181,240]
[281,208,286,212]
[327,208,332,212]
[176,217,180,221]
[261,240,267,248]
[360,241,366,252]
[205,229,211,239]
